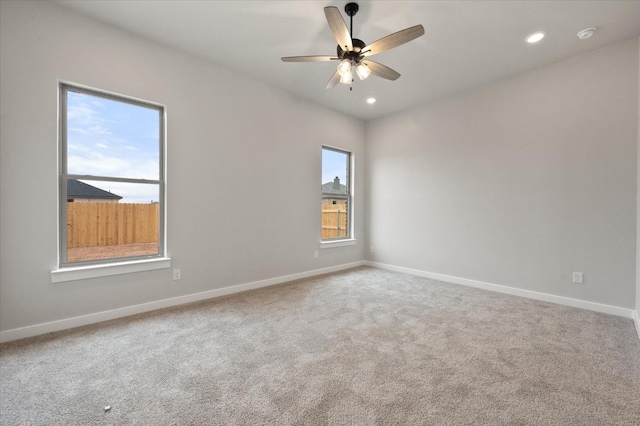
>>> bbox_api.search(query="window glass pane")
[322,148,350,240]
[66,90,160,180]
[66,179,159,263]
[60,84,164,266]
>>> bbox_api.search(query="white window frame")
[57,83,167,273]
[321,146,355,247]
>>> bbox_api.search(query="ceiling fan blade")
[324,6,353,52]
[361,25,425,57]
[326,70,341,89]
[281,56,339,62]
[361,60,401,81]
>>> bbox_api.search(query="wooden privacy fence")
[322,204,348,239]
[67,203,159,248]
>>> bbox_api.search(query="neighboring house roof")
[67,179,122,200]
[322,177,347,198]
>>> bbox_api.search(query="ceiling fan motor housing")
[337,38,366,59]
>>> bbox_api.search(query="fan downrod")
[345,2,359,39]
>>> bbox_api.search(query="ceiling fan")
[281,2,425,90]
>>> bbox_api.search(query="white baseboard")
[3,260,636,344]
[365,261,635,319]
[0,261,365,343]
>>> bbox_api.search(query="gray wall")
[366,38,639,309]
[0,1,365,332]
[637,36,640,316]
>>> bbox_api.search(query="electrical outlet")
[314,251,319,259]
[173,269,181,280]
[572,272,583,284]
[370,245,374,253]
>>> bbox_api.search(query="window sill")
[320,239,357,249]
[51,257,171,283]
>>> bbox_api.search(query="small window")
[59,84,165,266]
[321,147,351,240]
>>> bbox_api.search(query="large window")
[59,84,165,266]
[321,146,351,241]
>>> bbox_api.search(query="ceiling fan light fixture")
[337,59,352,77]
[339,70,353,84]
[356,62,371,80]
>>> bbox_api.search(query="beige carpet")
[1,267,639,425]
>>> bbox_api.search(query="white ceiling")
[56,1,640,121]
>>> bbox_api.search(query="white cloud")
[69,127,90,135]
[67,102,96,124]
[66,91,160,183]
[88,124,112,135]
[68,154,129,175]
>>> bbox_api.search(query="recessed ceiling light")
[366,97,376,104]
[525,31,546,43]
[577,27,596,40]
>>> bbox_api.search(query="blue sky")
[322,148,348,187]
[66,90,160,203]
